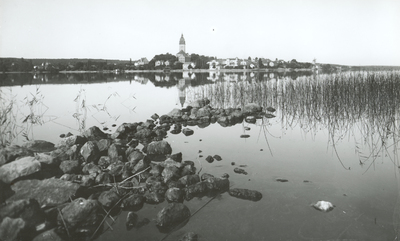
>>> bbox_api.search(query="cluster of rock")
[0,98,266,241]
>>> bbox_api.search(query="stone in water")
[312,200,334,212]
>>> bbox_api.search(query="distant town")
[0,34,398,74]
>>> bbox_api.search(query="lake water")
[1,70,400,240]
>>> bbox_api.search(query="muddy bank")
[0,98,269,241]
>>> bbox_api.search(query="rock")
[242,103,262,115]
[127,139,139,148]
[264,113,276,118]
[159,115,173,124]
[245,116,257,124]
[205,155,214,163]
[167,108,183,118]
[80,175,94,187]
[127,149,144,165]
[149,163,163,177]
[276,178,288,182]
[125,211,138,230]
[64,135,87,147]
[200,173,214,181]
[228,188,262,201]
[170,129,181,135]
[312,200,334,212]
[131,158,150,174]
[169,152,182,163]
[0,217,25,241]
[147,140,172,157]
[156,203,190,231]
[180,164,196,176]
[234,167,247,175]
[108,144,124,161]
[221,173,229,179]
[9,179,81,207]
[182,128,194,136]
[80,141,100,163]
[0,145,34,166]
[184,182,208,200]
[165,188,184,203]
[108,161,125,177]
[151,113,160,120]
[57,198,101,236]
[32,228,63,241]
[82,163,101,176]
[121,194,144,210]
[0,199,45,232]
[95,172,112,184]
[162,158,183,169]
[179,174,200,187]
[266,107,276,112]
[144,192,165,204]
[59,160,80,174]
[189,98,210,108]
[213,155,222,161]
[96,139,112,153]
[240,134,250,138]
[204,177,229,191]
[22,140,55,153]
[98,190,120,209]
[133,128,155,140]
[83,126,108,141]
[34,153,57,166]
[179,232,198,241]
[0,156,41,184]
[195,106,212,118]
[162,166,180,183]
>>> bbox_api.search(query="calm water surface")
[1,71,399,240]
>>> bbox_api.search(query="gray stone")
[147,140,172,156]
[83,126,108,141]
[98,190,120,209]
[162,166,180,183]
[182,128,194,136]
[228,188,262,201]
[9,179,81,207]
[0,145,33,166]
[144,192,165,204]
[165,188,184,203]
[121,194,144,210]
[0,217,25,241]
[32,228,63,241]
[22,140,55,153]
[59,160,80,174]
[80,141,100,163]
[0,156,41,184]
[167,108,183,118]
[82,163,101,176]
[179,175,200,187]
[127,149,144,165]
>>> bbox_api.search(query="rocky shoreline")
[0,98,272,241]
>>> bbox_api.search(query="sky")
[0,0,399,66]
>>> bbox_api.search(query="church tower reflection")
[177,71,195,107]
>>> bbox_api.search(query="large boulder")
[22,140,55,153]
[80,141,100,163]
[155,203,191,230]
[146,141,172,161]
[98,190,120,209]
[121,194,144,211]
[57,198,101,237]
[165,188,184,203]
[167,109,183,118]
[8,179,82,207]
[0,156,41,184]
[0,145,34,166]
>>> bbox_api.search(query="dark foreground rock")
[8,179,82,207]
[0,217,26,241]
[156,203,191,231]
[57,198,102,238]
[229,188,262,201]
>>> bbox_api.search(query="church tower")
[179,34,186,52]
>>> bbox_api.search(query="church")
[176,34,193,70]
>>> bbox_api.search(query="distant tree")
[258,58,264,69]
